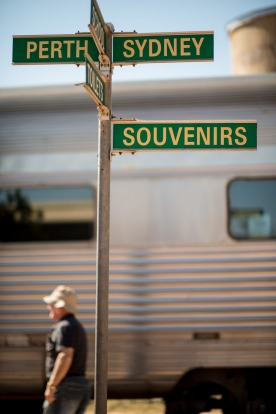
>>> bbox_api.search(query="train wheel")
[192,382,244,414]
[165,381,244,414]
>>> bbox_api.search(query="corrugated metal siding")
[1,244,275,333]
[0,74,275,154]
[0,244,275,395]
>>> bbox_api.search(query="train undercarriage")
[165,367,276,414]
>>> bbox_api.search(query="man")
[42,285,91,414]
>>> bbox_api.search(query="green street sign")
[112,120,257,152]
[112,32,214,65]
[84,53,106,106]
[89,0,107,54]
[12,34,98,64]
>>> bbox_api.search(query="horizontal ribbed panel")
[0,244,275,332]
[0,244,275,395]
[0,74,275,154]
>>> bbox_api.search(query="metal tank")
[226,6,276,75]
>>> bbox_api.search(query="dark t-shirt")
[45,313,87,379]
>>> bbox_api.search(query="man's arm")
[45,347,74,403]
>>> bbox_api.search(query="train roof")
[1,73,276,112]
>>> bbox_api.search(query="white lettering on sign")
[122,126,248,147]
[27,42,37,59]
[63,40,74,58]
[193,37,204,55]
[122,37,205,59]
[51,41,62,58]
[39,41,49,58]
[76,40,88,57]
[26,40,89,59]
[87,64,104,102]
[92,6,105,49]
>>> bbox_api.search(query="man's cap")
[43,285,77,314]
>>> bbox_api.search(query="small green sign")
[90,0,107,54]
[84,54,106,106]
[113,32,214,65]
[12,34,98,64]
[112,120,257,151]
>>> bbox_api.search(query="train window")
[228,178,276,240]
[0,186,96,242]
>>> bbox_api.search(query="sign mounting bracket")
[97,104,110,120]
[99,53,111,76]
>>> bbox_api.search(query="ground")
[85,399,165,414]
[85,399,222,413]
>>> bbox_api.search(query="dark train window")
[0,187,96,242]
[228,178,276,240]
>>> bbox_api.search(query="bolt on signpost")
[12,2,257,414]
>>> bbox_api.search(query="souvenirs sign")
[112,120,257,151]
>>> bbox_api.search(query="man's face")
[47,304,63,322]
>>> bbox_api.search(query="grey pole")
[94,24,113,414]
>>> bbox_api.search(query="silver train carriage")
[0,74,276,414]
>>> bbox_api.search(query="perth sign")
[12,34,98,64]
[112,120,257,152]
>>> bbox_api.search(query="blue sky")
[1,0,276,88]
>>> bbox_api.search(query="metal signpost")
[88,2,112,414]
[12,2,257,414]
[112,120,257,152]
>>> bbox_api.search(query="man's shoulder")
[59,314,85,331]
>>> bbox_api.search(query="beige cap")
[43,285,77,314]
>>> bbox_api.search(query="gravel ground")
[85,399,166,414]
[85,399,223,414]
